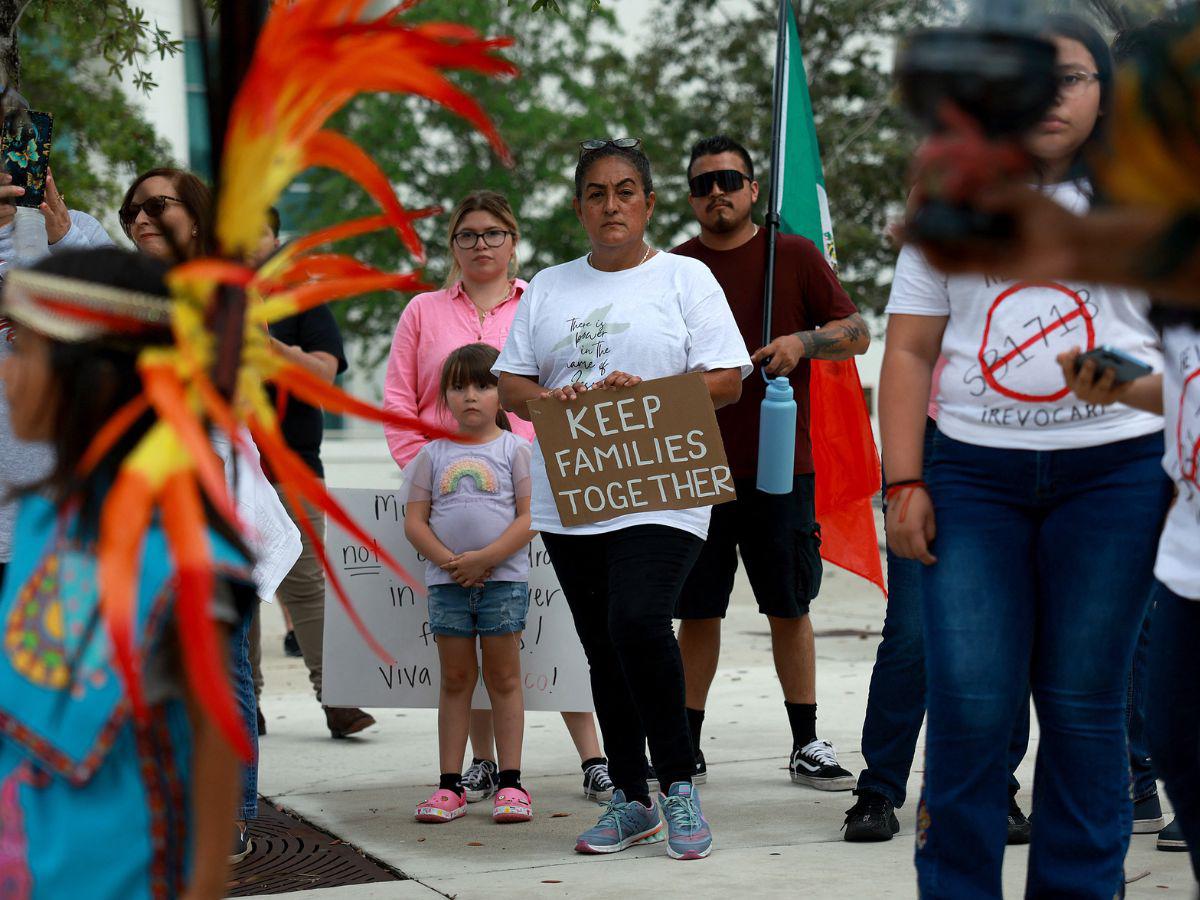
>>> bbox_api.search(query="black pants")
[0,561,6,594]
[542,524,702,797]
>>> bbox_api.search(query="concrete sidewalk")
[245,447,1192,898]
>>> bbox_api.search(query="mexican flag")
[770,0,885,595]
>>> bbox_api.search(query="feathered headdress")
[6,0,515,759]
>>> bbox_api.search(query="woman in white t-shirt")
[495,139,751,861]
[880,18,1173,897]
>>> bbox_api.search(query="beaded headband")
[1,268,172,344]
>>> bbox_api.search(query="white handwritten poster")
[321,487,594,712]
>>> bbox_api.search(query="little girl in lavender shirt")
[405,343,535,824]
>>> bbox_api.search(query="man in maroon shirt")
[672,135,869,790]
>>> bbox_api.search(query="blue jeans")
[426,581,529,637]
[917,429,1170,899]
[859,419,1028,809]
[1127,594,1157,803]
[232,601,259,821]
[1147,580,1200,882]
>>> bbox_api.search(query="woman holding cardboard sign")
[494,139,751,861]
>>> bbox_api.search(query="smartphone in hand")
[1074,345,1153,385]
[2,110,52,208]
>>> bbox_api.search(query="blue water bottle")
[757,375,796,494]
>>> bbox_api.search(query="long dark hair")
[13,248,245,554]
[120,167,217,260]
[437,343,512,432]
[1040,14,1114,186]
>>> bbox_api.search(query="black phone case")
[2,110,52,208]
[1075,348,1153,385]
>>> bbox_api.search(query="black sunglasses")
[688,169,751,198]
[579,137,641,157]
[119,195,184,226]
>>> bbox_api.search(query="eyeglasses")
[119,195,184,226]
[452,228,515,250]
[688,169,751,198]
[1056,71,1101,96]
[579,137,641,157]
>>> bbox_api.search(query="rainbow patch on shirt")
[439,457,499,496]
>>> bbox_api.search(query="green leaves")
[516,0,602,12]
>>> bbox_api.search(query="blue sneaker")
[574,790,663,854]
[659,782,712,860]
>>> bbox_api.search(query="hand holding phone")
[2,110,52,208]
[1058,345,1153,407]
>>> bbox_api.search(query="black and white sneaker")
[459,757,498,803]
[1006,795,1031,845]
[843,789,899,842]
[789,739,856,791]
[1158,818,1188,852]
[693,748,708,785]
[1133,793,1165,833]
[230,823,252,864]
[582,761,614,802]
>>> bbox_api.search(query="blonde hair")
[444,190,520,288]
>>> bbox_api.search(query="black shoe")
[843,789,900,842]
[283,630,302,658]
[693,748,708,785]
[256,707,266,736]
[789,739,856,791]
[1158,818,1188,852]
[230,823,252,864]
[1133,793,1166,833]
[1007,795,1031,845]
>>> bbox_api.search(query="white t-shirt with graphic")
[1155,324,1200,601]
[886,182,1163,450]
[493,251,753,539]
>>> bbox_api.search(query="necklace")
[588,243,653,270]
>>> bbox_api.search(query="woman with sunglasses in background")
[495,139,750,861]
[384,190,614,806]
[119,168,216,263]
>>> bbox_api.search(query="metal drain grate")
[227,799,403,896]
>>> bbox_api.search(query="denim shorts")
[426,581,529,638]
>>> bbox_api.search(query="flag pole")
[762,0,790,352]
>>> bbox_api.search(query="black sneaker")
[789,739,856,791]
[459,757,498,803]
[230,823,252,864]
[283,629,302,658]
[256,706,266,736]
[1133,793,1166,833]
[1158,818,1188,852]
[693,748,708,785]
[1007,795,1031,845]
[843,789,900,842]
[582,760,614,802]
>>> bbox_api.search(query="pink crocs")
[492,787,533,823]
[415,788,466,823]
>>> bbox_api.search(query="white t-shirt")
[886,181,1163,450]
[493,251,752,539]
[1155,323,1200,601]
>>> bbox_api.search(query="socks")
[626,791,653,808]
[580,756,606,771]
[439,772,465,796]
[686,707,705,752]
[785,701,817,747]
[497,768,522,790]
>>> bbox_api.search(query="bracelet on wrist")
[884,479,928,502]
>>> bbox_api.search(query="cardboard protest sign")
[321,487,593,712]
[528,372,736,527]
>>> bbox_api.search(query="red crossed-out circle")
[978,281,1096,403]
[1178,367,1200,488]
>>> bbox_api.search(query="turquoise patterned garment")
[0,494,249,899]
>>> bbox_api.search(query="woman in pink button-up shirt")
[383,191,612,803]
[383,191,535,466]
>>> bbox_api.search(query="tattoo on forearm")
[795,313,868,360]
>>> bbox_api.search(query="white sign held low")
[321,487,594,712]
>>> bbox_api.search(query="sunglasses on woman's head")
[688,169,750,198]
[119,195,183,226]
[579,137,641,157]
